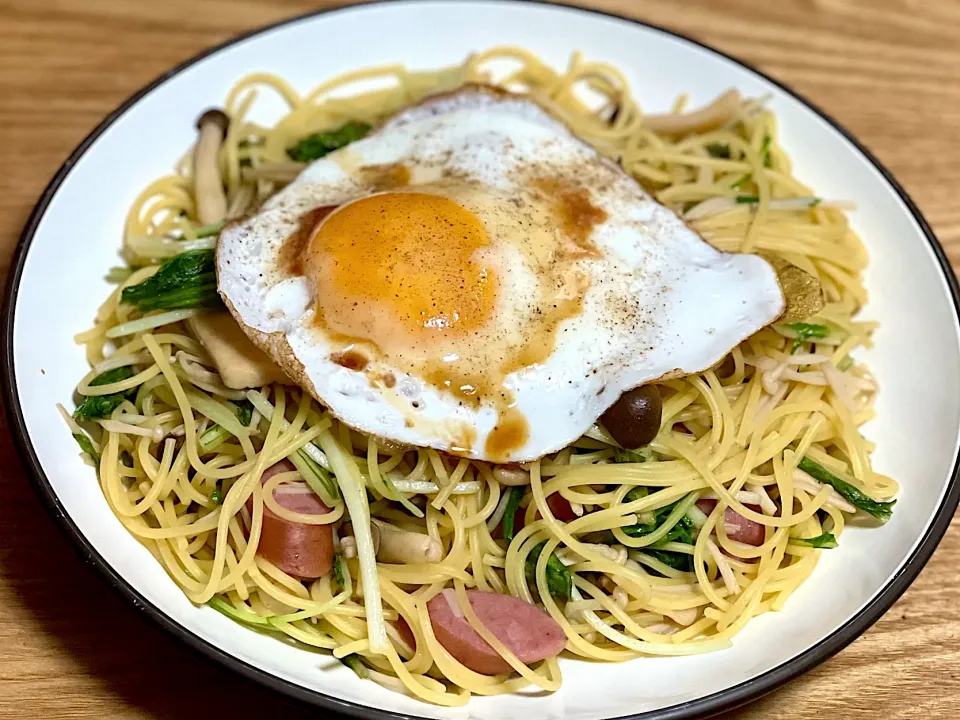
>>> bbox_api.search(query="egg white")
[217,87,784,461]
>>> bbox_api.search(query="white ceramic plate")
[5,1,960,718]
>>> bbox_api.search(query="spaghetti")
[62,48,897,704]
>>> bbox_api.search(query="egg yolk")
[299,178,603,461]
[304,191,498,356]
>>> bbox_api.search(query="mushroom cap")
[196,108,230,133]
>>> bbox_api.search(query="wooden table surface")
[2,0,959,717]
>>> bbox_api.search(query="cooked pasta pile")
[61,48,897,705]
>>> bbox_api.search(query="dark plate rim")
[3,1,959,719]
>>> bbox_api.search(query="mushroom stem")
[193,109,230,225]
[372,520,442,564]
[492,464,531,486]
[342,521,381,558]
[642,90,742,137]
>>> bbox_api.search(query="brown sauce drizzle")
[450,424,479,456]
[294,172,602,461]
[484,403,530,462]
[532,176,607,259]
[331,349,369,372]
[278,205,338,276]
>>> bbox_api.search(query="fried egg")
[217,86,784,462]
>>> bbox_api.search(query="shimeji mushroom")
[341,520,442,564]
[492,465,531,486]
[642,89,742,137]
[374,520,443,564]
[193,109,230,225]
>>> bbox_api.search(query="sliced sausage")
[247,459,334,579]
[546,493,578,522]
[696,499,766,546]
[394,617,417,652]
[427,589,566,675]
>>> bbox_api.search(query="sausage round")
[393,617,417,652]
[546,493,578,522]
[247,459,334,579]
[427,589,566,675]
[696,499,766,546]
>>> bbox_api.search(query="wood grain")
[1,0,958,717]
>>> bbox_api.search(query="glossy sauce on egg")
[217,87,785,462]
[292,179,603,460]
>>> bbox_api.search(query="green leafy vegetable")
[785,322,831,353]
[208,596,272,625]
[193,221,225,238]
[792,531,837,549]
[501,487,525,542]
[340,653,369,679]
[736,195,760,204]
[660,515,696,546]
[198,425,229,452]
[525,541,573,600]
[73,432,100,466]
[334,553,347,589]
[73,394,129,420]
[578,487,648,545]
[234,399,253,426]
[198,400,255,452]
[798,456,895,523]
[706,143,730,158]
[88,366,134,387]
[290,448,340,505]
[620,493,695,545]
[837,356,854,372]
[210,488,223,505]
[646,548,693,572]
[619,489,697,571]
[614,447,656,464]
[286,121,372,162]
[760,134,772,166]
[120,250,221,312]
[73,366,136,420]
